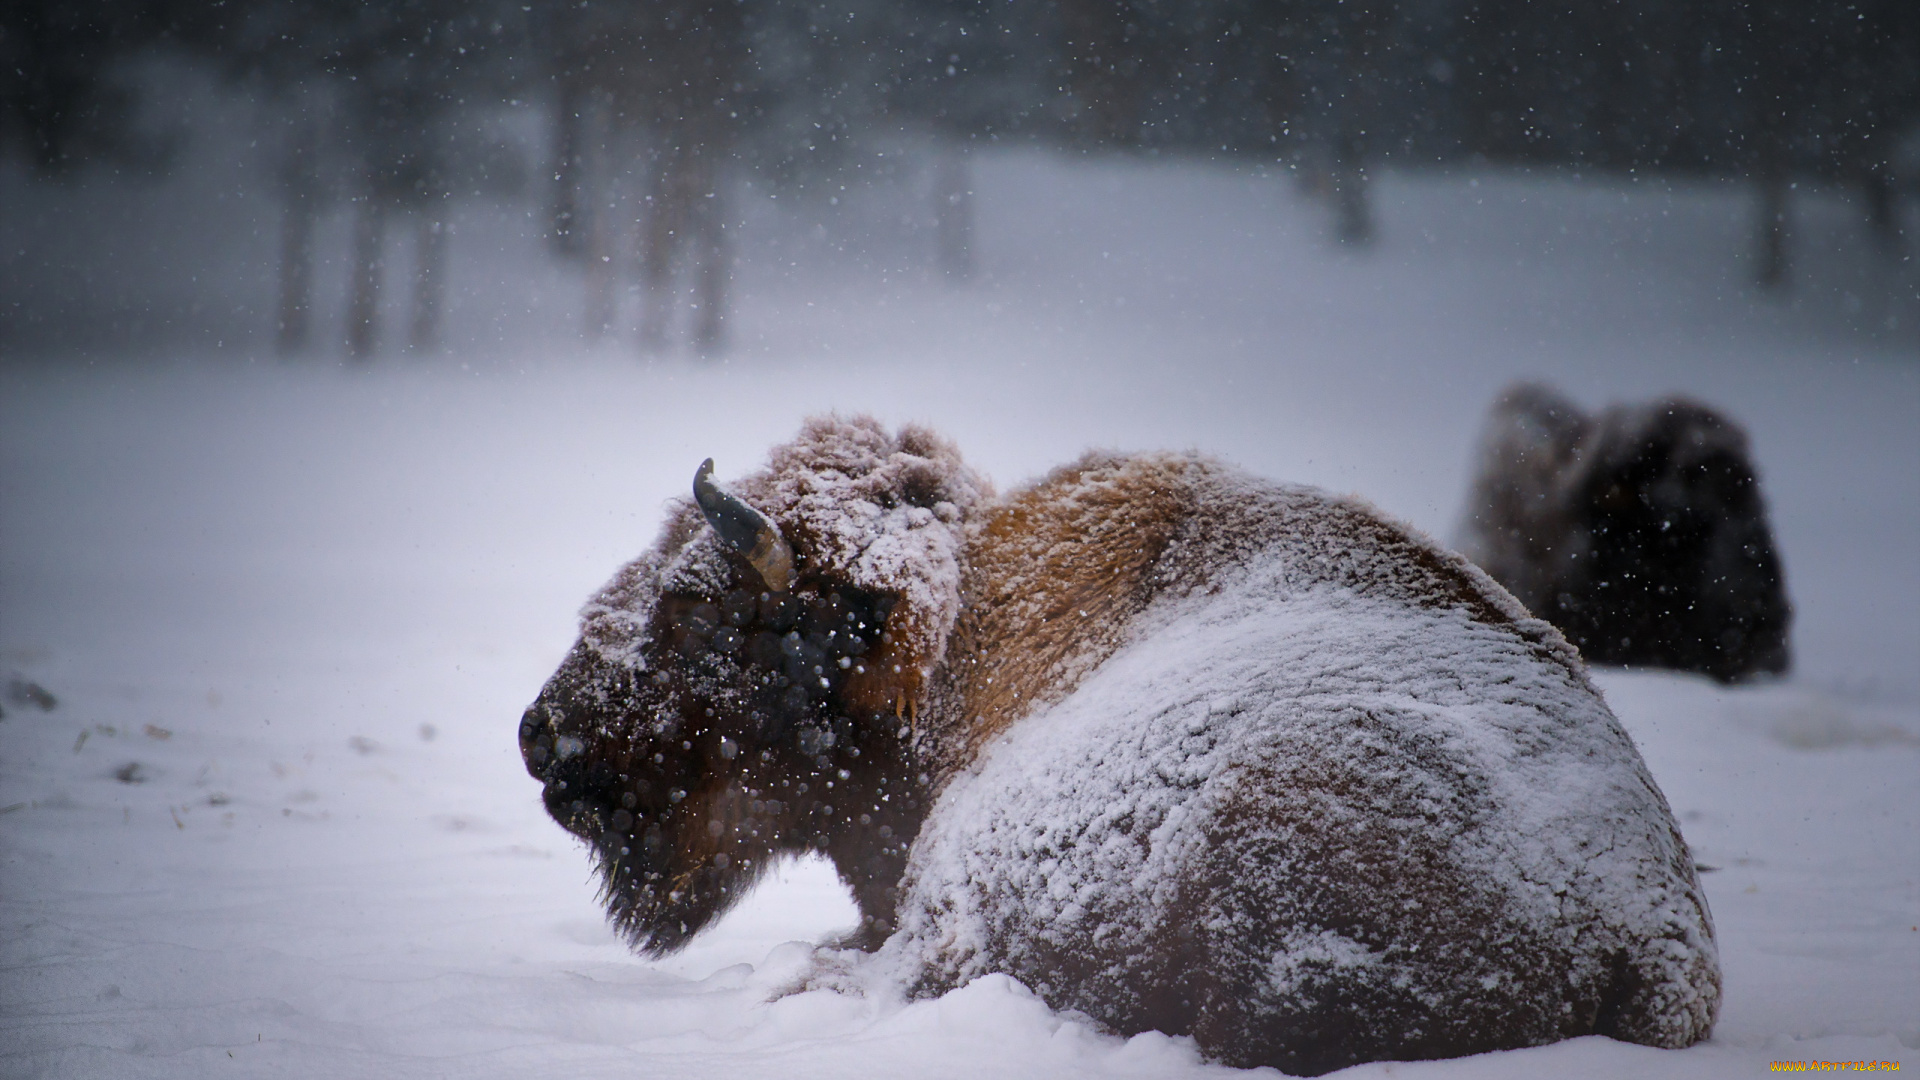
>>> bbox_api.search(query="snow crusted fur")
[519,416,1720,1076]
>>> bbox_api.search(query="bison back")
[884,536,1719,1074]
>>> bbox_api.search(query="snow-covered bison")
[1459,384,1791,684]
[519,416,1720,1075]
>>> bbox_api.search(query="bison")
[519,415,1720,1075]
[1458,384,1791,684]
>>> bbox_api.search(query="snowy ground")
[2,149,1917,1077]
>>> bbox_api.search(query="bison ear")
[693,458,795,592]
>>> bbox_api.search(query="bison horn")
[692,458,794,592]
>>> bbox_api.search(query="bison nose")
[520,703,586,780]
[519,704,552,773]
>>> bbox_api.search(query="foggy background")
[2,0,1916,357]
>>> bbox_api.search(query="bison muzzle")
[519,415,1720,1074]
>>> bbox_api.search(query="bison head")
[518,416,987,953]
[1560,396,1791,680]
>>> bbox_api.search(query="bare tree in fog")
[538,0,745,354]
[164,0,339,354]
[1053,0,1163,150]
[325,3,527,357]
[1206,0,1403,245]
[1449,0,1917,290]
[544,58,587,263]
[535,1,628,324]
[927,143,975,279]
[272,91,328,353]
[1743,0,1917,289]
[342,81,451,357]
[882,0,1049,279]
[1744,1,1800,291]
[1296,0,1400,244]
[1027,0,1401,245]
[169,0,529,357]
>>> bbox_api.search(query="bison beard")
[519,415,1721,1074]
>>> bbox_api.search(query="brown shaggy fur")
[925,452,1526,771]
[927,454,1190,766]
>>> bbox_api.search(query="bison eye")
[686,603,721,635]
[746,631,783,669]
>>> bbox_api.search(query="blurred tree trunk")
[1749,57,1792,291]
[1752,166,1789,290]
[571,95,618,339]
[639,137,731,353]
[276,188,317,354]
[1860,168,1905,258]
[550,79,586,261]
[690,148,729,355]
[410,216,446,351]
[583,196,616,340]
[275,115,320,355]
[1301,72,1373,245]
[559,0,742,355]
[636,142,678,353]
[1333,6,1384,248]
[932,143,975,281]
[1330,131,1373,246]
[1746,0,1796,291]
[1293,0,1383,248]
[1057,0,1146,146]
[346,195,384,358]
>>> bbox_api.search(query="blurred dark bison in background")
[519,415,1720,1075]
[1459,384,1792,684]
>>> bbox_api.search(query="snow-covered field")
[2,150,1916,1077]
